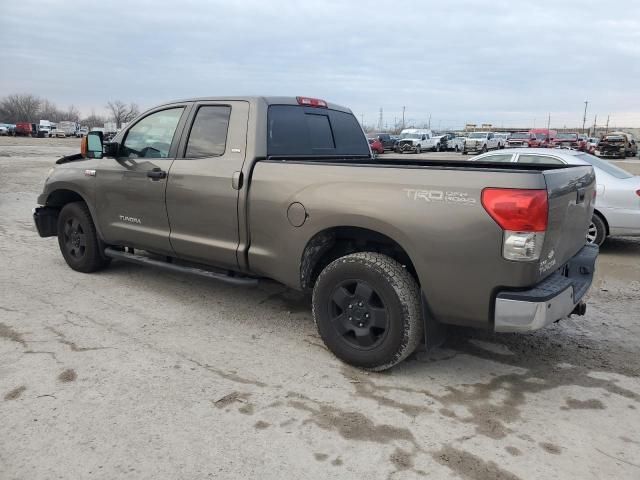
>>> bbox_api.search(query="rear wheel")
[57,202,110,273]
[312,252,423,371]
[586,213,607,246]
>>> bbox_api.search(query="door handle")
[147,168,167,180]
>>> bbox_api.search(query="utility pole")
[428,113,431,130]
[378,107,383,131]
[605,114,610,134]
[592,114,597,137]
[547,113,551,134]
[582,101,588,134]
[402,106,406,130]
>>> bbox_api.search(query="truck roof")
[155,96,353,114]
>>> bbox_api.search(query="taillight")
[482,188,548,261]
[482,189,548,231]
[296,96,328,108]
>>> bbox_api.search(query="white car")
[395,129,438,154]
[462,132,501,154]
[471,148,640,245]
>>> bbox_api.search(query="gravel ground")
[1,136,639,480]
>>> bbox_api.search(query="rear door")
[166,101,249,269]
[95,105,190,254]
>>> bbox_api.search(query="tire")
[57,202,111,273]
[462,150,468,155]
[312,252,423,371]
[481,145,488,153]
[415,145,421,154]
[454,145,459,152]
[587,213,607,247]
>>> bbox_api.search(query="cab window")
[185,105,232,157]
[517,154,563,165]
[121,108,184,159]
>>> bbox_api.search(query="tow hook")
[571,301,587,316]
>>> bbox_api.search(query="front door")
[95,106,189,254]
[166,101,249,269]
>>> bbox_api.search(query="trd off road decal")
[404,188,477,206]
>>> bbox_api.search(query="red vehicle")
[367,137,384,154]
[527,129,556,147]
[506,131,538,148]
[15,122,35,136]
[552,132,580,149]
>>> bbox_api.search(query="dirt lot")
[1,136,639,479]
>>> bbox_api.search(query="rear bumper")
[494,244,598,332]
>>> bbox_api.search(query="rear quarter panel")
[247,161,549,328]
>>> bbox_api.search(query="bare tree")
[65,105,81,123]
[81,111,107,129]
[0,94,42,123]
[106,100,140,128]
[39,99,61,122]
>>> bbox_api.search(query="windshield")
[577,153,633,179]
[603,136,624,142]
[557,133,578,140]
[510,132,529,139]
[468,133,486,139]
[401,133,422,139]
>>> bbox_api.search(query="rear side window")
[517,154,563,165]
[185,105,231,157]
[267,105,369,156]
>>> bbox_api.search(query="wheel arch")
[42,188,104,240]
[300,226,418,291]
[593,208,610,235]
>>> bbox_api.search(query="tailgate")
[540,165,596,277]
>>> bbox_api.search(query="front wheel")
[312,252,423,371]
[586,214,607,246]
[57,202,111,273]
[481,145,488,153]
[415,145,421,154]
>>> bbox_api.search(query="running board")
[104,247,259,286]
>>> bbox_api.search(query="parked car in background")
[494,133,510,148]
[395,128,438,153]
[552,132,579,149]
[0,125,8,136]
[75,127,89,137]
[38,120,53,138]
[367,137,384,154]
[369,133,396,151]
[462,132,500,154]
[529,129,557,147]
[57,121,78,138]
[15,122,35,136]
[471,148,640,246]
[584,137,599,154]
[447,132,467,152]
[595,132,637,159]
[507,131,537,148]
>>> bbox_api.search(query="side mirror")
[82,131,104,159]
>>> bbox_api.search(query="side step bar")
[104,247,259,286]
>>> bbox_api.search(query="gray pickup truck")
[33,96,598,370]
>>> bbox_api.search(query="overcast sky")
[1,0,639,129]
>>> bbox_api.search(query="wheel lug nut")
[348,304,352,309]
[358,302,363,307]
[365,313,369,318]
[348,316,353,321]
[359,323,363,327]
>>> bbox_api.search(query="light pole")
[582,101,588,134]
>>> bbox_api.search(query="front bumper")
[33,206,59,237]
[494,244,598,332]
